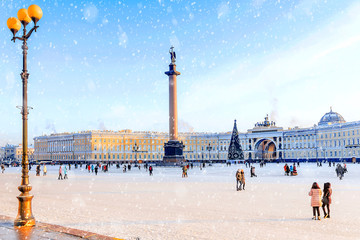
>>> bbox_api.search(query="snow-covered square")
[1,163,359,240]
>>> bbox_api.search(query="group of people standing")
[235,169,245,191]
[35,164,47,176]
[182,165,188,177]
[335,163,347,180]
[283,163,298,176]
[86,164,100,175]
[58,165,68,180]
[308,182,332,220]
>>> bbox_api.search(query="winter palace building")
[33,109,360,163]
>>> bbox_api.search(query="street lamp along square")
[7,4,43,228]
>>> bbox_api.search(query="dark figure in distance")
[250,166,257,177]
[36,165,41,176]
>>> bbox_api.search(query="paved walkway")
[0,215,122,240]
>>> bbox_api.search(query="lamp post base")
[14,194,35,227]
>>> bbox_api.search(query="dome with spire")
[318,107,346,126]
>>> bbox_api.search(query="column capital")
[165,63,181,76]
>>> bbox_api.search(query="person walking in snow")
[58,165,63,180]
[36,165,41,176]
[95,165,98,175]
[240,169,245,190]
[43,164,47,176]
[149,165,153,176]
[250,166,257,177]
[309,182,322,220]
[1,164,5,173]
[322,182,332,219]
[292,164,298,176]
[336,164,345,180]
[182,166,188,178]
[64,166,68,179]
[236,169,242,191]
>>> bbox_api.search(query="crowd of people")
[2,159,351,222]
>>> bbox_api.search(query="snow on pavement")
[1,163,360,240]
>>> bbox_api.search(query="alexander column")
[163,46,185,165]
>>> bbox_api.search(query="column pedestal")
[163,140,185,165]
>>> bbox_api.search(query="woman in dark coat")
[322,182,332,218]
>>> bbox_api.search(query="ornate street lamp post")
[132,142,147,163]
[206,143,211,163]
[7,4,43,227]
[133,143,139,162]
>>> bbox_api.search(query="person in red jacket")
[309,182,322,220]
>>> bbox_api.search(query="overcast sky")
[1,0,360,145]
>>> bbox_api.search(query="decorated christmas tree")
[228,120,244,160]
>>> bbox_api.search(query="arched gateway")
[254,139,277,160]
[243,114,283,162]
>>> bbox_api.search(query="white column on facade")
[276,137,280,159]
